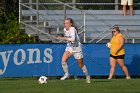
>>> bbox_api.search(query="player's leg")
[60,51,72,80]
[74,50,91,83]
[76,58,91,83]
[116,58,130,79]
[76,58,89,76]
[108,57,117,79]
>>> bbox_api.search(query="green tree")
[0,0,38,44]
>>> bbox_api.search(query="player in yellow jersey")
[107,26,131,79]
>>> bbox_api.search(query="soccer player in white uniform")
[58,18,91,83]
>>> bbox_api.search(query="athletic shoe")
[108,77,112,80]
[86,76,91,83]
[60,73,69,80]
[126,76,131,79]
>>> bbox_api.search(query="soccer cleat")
[126,76,131,79]
[86,76,91,83]
[108,77,112,80]
[60,74,69,80]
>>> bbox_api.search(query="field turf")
[0,78,140,93]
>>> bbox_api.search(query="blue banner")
[0,44,140,77]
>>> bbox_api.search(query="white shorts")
[121,0,133,6]
[65,45,83,59]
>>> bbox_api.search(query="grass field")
[0,78,140,93]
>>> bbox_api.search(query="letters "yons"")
[0,48,53,75]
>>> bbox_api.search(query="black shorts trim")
[110,54,125,59]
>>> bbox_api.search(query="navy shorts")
[110,54,125,59]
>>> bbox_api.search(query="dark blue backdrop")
[0,44,140,77]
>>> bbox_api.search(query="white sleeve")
[67,28,75,42]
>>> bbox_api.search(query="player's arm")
[58,35,75,41]
[115,36,124,54]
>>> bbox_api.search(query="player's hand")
[106,42,111,48]
[57,37,67,41]
[114,50,118,55]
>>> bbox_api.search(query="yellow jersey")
[110,33,125,56]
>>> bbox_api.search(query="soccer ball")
[38,76,48,84]
[106,42,111,48]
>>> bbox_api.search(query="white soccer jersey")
[64,27,83,59]
[64,27,80,47]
